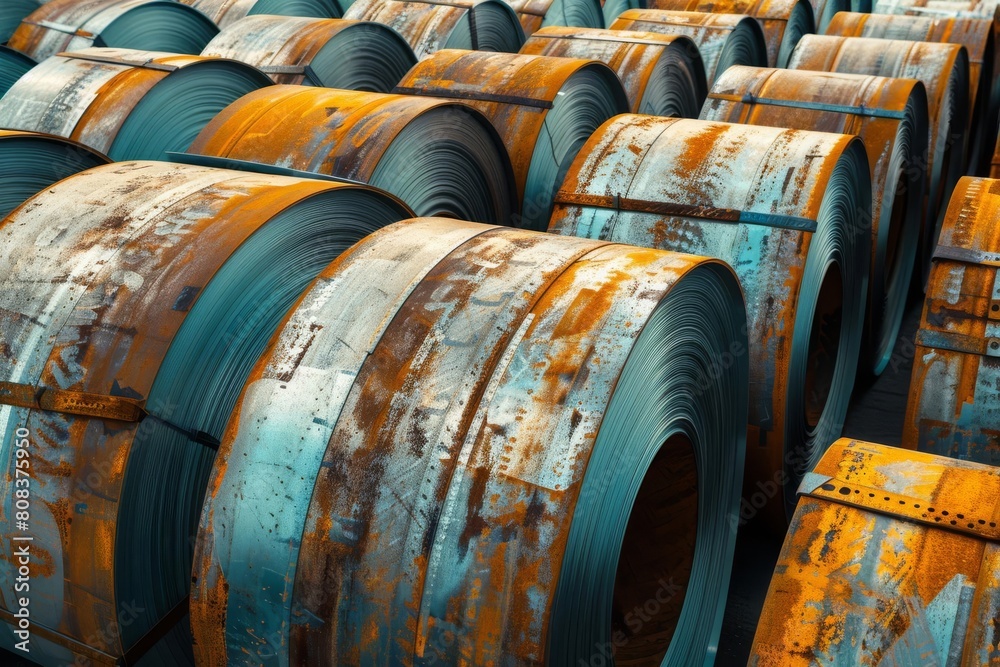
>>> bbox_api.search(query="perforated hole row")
[819,482,998,531]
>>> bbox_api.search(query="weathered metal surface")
[903,176,1000,466]
[0,47,271,162]
[519,26,708,117]
[550,115,872,526]
[788,34,970,284]
[180,0,347,28]
[0,160,412,666]
[189,84,518,225]
[395,49,629,230]
[200,15,417,91]
[8,0,219,62]
[701,66,928,377]
[610,9,768,85]
[503,0,603,37]
[827,11,999,177]
[192,216,749,666]
[874,0,1000,18]
[751,437,1000,665]
[343,0,526,59]
[644,0,816,66]
[0,129,109,219]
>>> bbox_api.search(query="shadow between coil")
[191,218,749,666]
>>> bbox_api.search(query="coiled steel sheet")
[0,0,40,43]
[200,15,416,91]
[189,85,518,225]
[874,0,1000,18]
[0,160,412,666]
[701,66,928,377]
[0,130,109,220]
[751,437,1000,665]
[395,49,629,230]
[180,0,348,28]
[550,115,872,525]
[191,216,749,667]
[520,27,707,117]
[903,176,1000,465]
[610,9,768,85]
[343,0,526,59]
[0,47,35,100]
[0,47,271,162]
[644,0,815,67]
[789,34,970,283]
[9,0,219,62]
[827,11,999,177]
[504,0,603,37]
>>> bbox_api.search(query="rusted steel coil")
[645,0,816,67]
[0,130,109,220]
[200,15,417,92]
[751,437,1000,665]
[874,0,1000,18]
[191,216,749,666]
[0,160,412,666]
[395,49,629,230]
[504,0,603,38]
[610,9,768,85]
[180,0,348,28]
[550,115,872,525]
[0,0,40,43]
[519,27,707,117]
[827,11,999,177]
[0,47,271,162]
[8,0,219,62]
[343,0,525,59]
[0,46,35,100]
[789,34,970,283]
[903,176,1000,464]
[701,66,928,377]
[189,85,518,225]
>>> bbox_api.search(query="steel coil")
[0,130,109,220]
[8,0,219,62]
[827,11,999,177]
[188,85,518,224]
[874,0,1000,18]
[0,0,39,43]
[550,115,872,524]
[504,0,604,38]
[789,34,970,283]
[0,160,412,666]
[645,0,815,67]
[0,47,271,162]
[520,27,707,117]
[395,49,629,230]
[180,0,348,28]
[343,0,526,59]
[0,46,35,100]
[903,176,1000,465]
[751,437,1000,665]
[191,216,749,667]
[200,15,416,92]
[611,10,768,85]
[701,66,928,377]
[993,134,1000,175]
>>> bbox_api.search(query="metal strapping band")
[709,91,908,119]
[58,51,179,72]
[934,243,1000,267]
[529,31,679,47]
[798,472,1000,542]
[120,596,190,666]
[167,152,369,187]
[257,64,321,85]
[392,85,554,109]
[24,20,95,39]
[553,192,818,232]
[915,329,1000,357]
[0,608,117,665]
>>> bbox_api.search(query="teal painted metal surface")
[0,47,34,100]
[191,217,749,666]
[0,161,412,666]
[0,0,39,43]
[550,115,871,525]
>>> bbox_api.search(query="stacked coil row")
[1,0,1000,664]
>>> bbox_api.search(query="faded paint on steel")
[550,115,871,523]
[0,160,408,664]
[874,0,1000,19]
[180,0,345,28]
[611,9,768,84]
[904,176,1000,465]
[519,26,707,115]
[751,437,1000,665]
[701,65,928,374]
[645,0,815,66]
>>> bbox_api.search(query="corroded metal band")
[709,90,908,118]
[392,84,555,108]
[0,382,147,422]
